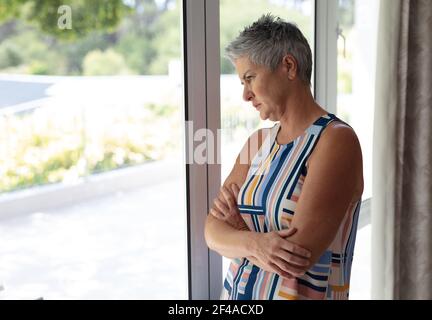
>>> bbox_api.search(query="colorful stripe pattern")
[221,113,361,300]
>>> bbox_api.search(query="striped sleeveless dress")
[221,113,361,300]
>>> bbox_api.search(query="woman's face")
[234,56,290,121]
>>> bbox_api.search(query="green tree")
[0,41,23,68]
[115,0,179,74]
[0,0,129,40]
[57,31,115,74]
[147,0,181,74]
[0,0,182,75]
[82,49,132,75]
[0,23,67,74]
[0,0,26,21]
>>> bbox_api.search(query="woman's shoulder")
[309,120,364,199]
[313,120,363,165]
[321,120,360,147]
[306,120,361,169]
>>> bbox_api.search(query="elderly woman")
[204,14,363,300]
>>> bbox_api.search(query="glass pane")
[219,0,315,285]
[0,0,187,299]
[336,0,379,300]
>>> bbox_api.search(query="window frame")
[183,0,222,300]
[314,0,338,113]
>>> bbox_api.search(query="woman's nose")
[242,86,254,102]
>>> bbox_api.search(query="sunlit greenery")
[0,0,180,75]
[0,103,180,192]
[0,0,129,40]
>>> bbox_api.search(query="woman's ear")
[282,54,298,80]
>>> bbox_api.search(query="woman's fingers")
[277,249,309,268]
[230,183,240,200]
[268,261,294,279]
[214,198,229,214]
[278,228,311,258]
[279,237,311,259]
[210,207,224,220]
[272,257,307,278]
[250,255,291,279]
[220,186,237,210]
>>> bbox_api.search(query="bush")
[0,42,23,69]
[82,49,132,75]
[0,102,179,193]
[28,60,50,75]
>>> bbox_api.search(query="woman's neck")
[277,87,327,144]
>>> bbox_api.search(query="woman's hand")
[210,183,249,231]
[210,183,311,278]
[248,228,311,278]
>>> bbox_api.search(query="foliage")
[114,29,157,75]
[0,0,26,22]
[56,31,114,75]
[145,2,180,74]
[0,23,67,74]
[82,49,132,75]
[0,0,180,75]
[0,41,22,68]
[0,103,179,193]
[114,0,180,75]
[0,0,130,40]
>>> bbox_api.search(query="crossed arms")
[204,123,363,278]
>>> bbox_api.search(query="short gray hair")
[225,14,312,85]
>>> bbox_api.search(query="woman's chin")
[259,113,271,121]
[258,111,268,120]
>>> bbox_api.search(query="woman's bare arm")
[205,214,254,259]
[204,128,266,258]
[283,122,364,266]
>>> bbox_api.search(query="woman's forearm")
[204,214,256,259]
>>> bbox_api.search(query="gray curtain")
[394,0,432,299]
[372,0,432,300]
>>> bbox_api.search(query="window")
[0,0,187,299]
[336,0,379,300]
[0,0,377,300]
